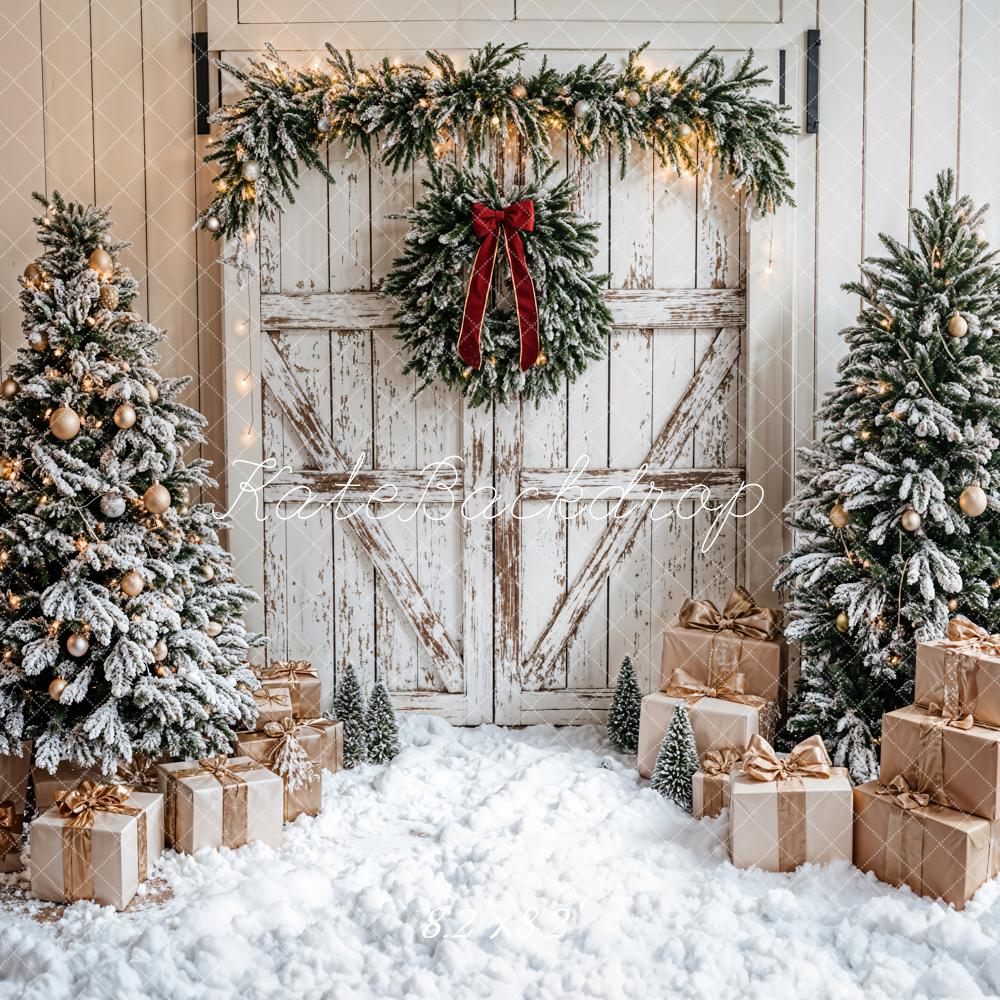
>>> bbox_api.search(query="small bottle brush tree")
[0,194,263,774]
[334,663,368,768]
[607,656,641,753]
[777,170,1000,782]
[366,681,400,764]
[650,704,699,812]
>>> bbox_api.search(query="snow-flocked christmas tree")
[649,705,699,811]
[777,171,1000,781]
[607,656,641,753]
[366,681,400,764]
[0,194,263,774]
[334,663,368,768]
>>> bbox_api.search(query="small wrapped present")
[258,661,322,718]
[252,686,294,728]
[0,742,30,873]
[660,587,788,712]
[692,748,742,819]
[236,718,343,822]
[854,777,999,910]
[33,760,106,811]
[915,618,1000,728]
[729,734,853,872]
[637,681,777,780]
[157,755,283,853]
[30,781,164,910]
[880,704,1000,821]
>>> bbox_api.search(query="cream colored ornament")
[947,312,969,338]
[1,378,18,400]
[835,611,849,633]
[205,621,222,637]
[49,406,81,441]
[828,503,850,529]
[113,403,137,429]
[143,482,171,514]
[948,598,959,612]
[88,247,113,278]
[48,676,68,700]
[241,160,260,181]
[152,639,168,661]
[624,90,641,107]
[510,83,528,99]
[146,382,159,403]
[66,632,90,657]
[901,509,922,532]
[199,564,215,582]
[959,483,988,517]
[121,570,145,597]
[205,215,221,233]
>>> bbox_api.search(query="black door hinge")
[806,29,820,134]
[193,31,210,136]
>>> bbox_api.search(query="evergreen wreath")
[201,41,795,272]
[382,165,611,407]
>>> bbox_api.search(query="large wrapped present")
[660,587,788,712]
[692,748,742,819]
[235,718,344,822]
[915,618,1000,728]
[30,782,164,910]
[880,704,1000,821]
[854,777,999,910]
[0,742,30,873]
[258,661,322,718]
[33,760,106,811]
[637,687,776,779]
[729,735,853,872]
[252,686,294,728]
[157,755,283,853]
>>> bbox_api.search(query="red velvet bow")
[458,199,540,372]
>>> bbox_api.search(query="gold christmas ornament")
[113,403,137,429]
[535,352,548,366]
[510,83,528,99]
[66,632,90,657]
[624,90,641,107]
[205,215,221,233]
[959,483,988,517]
[146,382,159,403]
[88,247,113,278]
[199,564,215,582]
[152,639,168,661]
[901,509,922,532]
[48,676,68,701]
[143,482,171,515]
[205,621,223,637]
[99,284,119,310]
[241,160,261,182]
[1,378,18,400]
[29,331,48,352]
[835,611,850,633]
[49,406,81,441]
[948,597,960,612]
[23,263,42,285]
[121,570,145,597]
[947,312,969,338]
[828,503,850,529]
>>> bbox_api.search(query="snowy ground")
[1,717,999,1000]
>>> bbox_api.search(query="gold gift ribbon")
[163,757,259,850]
[262,718,340,819]
[258,661,320,716]
[663,666,771,712]
[117,756,159,792]
[927,618,1000,727]
[54,781,147,903]
[699,748,741,817]
[875,775,935,893]
[0,800,21,857]
[679,586,782,642]
[738,734,832,873]
[255,688,291,710]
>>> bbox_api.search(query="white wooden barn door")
[220,22,803,722]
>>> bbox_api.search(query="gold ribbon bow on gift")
[54,781,147,902]
[663,666,770,713]
[740,733,832,783]
[262,718,321,791]
[698,748,743,817]
[679,586,782,642]
[256,688,291,709]
[163,756,260,851]
[876,774,932,811]
[701,747,743,777]
[258,661,319,682]
[118,756,159,792]
[928,618,1000,728]
[874,774,938,892]
[0,799,20,856]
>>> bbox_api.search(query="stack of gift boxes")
[642,592,1000,908]
[0,660,342,911]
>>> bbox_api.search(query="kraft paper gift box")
[638,691,775,780]
[915,618,1000,729]
[0,742,30,873]
[257,661,322,718]
[157,755,283,853]
[30,783,164,910]
[252,685,294,729]
[33,760,106,811]
[692,748,743,820]
[853,778,1000,910]
[235,718,344,822]
[880,704,1000,821]
[729,735,853,873]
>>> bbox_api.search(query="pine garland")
[201,42,795,262]
[382,164,610,406]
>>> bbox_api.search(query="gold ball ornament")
[29,331,48,352]
[835,611,850,633]
[120,570,145,597]
[143,482,171,515]
[23,263,42,285]
[199,564,215,582]
[624,90,641,108]
[66,632,90,657]
[947,312,969,338]
[1,378,18,400]
[901,509,922,532]
[48,676,68,701]
[959,483,988,517]
[88,247,113,278]
[510,83,528,99]
[146,383,159,403]
[152,639,168,661]
[113,403,137,429]
[828,503,850,529]
[99,284,119,310]
[240,160,261,182]
[948,598,960,612]
[205,215,221,233]
[205,621,223,637]
[50,406,81,441]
